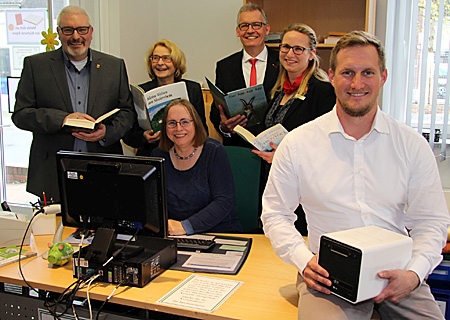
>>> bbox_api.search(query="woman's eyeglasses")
[279,44,312,55]
[167,119,193,128]
[150,55,172,63]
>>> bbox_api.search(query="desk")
[0,230,298,319]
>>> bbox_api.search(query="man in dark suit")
[12,5,135,202]
[210,3,279,147]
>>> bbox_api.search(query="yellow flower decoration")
[41,28,59,51]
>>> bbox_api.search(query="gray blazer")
[12,48,135,201]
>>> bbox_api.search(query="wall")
[79,0,243,86]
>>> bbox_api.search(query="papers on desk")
[158,274,242,312]
[170,235,252,274]
[182,252,241,271]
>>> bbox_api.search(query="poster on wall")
[6,10,47,44]
[12,46,41,70]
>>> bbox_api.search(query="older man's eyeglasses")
[237,22,266,31]
[167,118,193,128]
[279,44,312,55]
[150,55,172,63]
[59,26,91,36]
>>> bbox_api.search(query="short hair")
[237,3,268,24]
[271,23,329,99]
[145,39,187,81]
[57,5,91,26]
[330,30,386,73]
[159,99,208,152]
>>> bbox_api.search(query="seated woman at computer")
[152,99,242,235]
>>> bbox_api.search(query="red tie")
[249,58,257,86]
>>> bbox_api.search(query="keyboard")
[175,237,215,250]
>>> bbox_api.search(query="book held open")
[62,108,120,132]
[234,123,288,151]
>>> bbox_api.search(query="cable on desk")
[44,276,85,318]
[95,275,131,320]
[85,273,100,320]
[71,304,80,320]
[45,228,140,318]
[18,203,44,296]
[76,233,85,281]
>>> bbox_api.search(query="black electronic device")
[73,236,177,288]
[56,151,177,286]
[176,237,215,251]
[56,151,168,238]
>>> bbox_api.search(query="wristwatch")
[219,123,232,138]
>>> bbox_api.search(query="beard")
[338,97,376,117]
[66,40,87,58]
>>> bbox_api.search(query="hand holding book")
[62,108,120,133]
[205,77,268,128]
[234,123,288,151]
[218,105,248,134]
[130,82,189,132]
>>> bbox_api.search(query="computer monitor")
[56,151,168,238]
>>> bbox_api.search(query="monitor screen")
[56,151,168,238]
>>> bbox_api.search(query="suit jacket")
[12,48,135,201]
[271,75,336,131]
[209,47,279,147]
[122,78,207,156]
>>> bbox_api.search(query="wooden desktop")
[0,228,299,319]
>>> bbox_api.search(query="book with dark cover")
[205,77,268,128]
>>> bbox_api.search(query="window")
[383,0,450,187]
[0,0,69,205]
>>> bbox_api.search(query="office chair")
[224,146,261,233]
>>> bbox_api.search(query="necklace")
[173,146,198,160]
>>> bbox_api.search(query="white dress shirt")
[242,47,268,87]
[261,107,450,282]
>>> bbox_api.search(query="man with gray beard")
[12,5,134,202]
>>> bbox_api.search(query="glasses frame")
[279,44,312,55]
[166,118,193,128]
[237,22,266,31]
[150,55,173,63]
[58,26,91,36]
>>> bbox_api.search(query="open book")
[205,77,268,128]
[130,82,189,132]
[234,123,288,151]
[62,108,120,132]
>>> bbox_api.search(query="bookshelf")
[250,0,376,70]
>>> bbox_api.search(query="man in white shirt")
[261,30,450,319]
